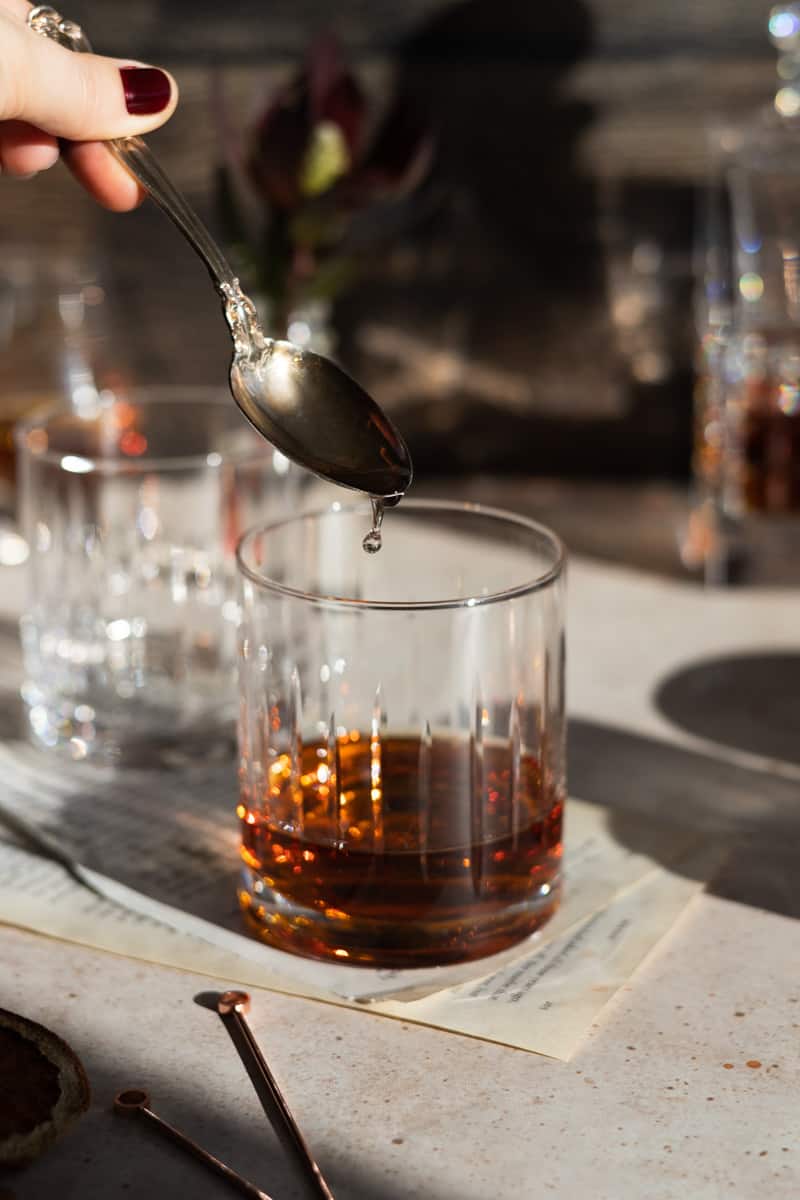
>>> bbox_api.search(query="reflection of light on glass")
[60,454,93,473]
[193,561,212,590]
[74,704,95,723]
[317,763,330,784]
[739,272,765,301]
[612,294,646,328]
[370,718,382,806]
[70,737,88,760]
[30,704,50,737]
[633,350,670,384]
[334,948,349,958]
[740,236,762,254]
[319,663,331,683]
[220,599,240,625]
[0,530,28,565]
[120,430,147,456]
[334,657,346,674]
[778,382,800,414]
[72,384,99,415]
[107,618,131,641]
[272,450,290,475]
[331,501,342,512]
[206,451,222,467]
[770,10,800,39]
[783,245,800,310]
[287,319,311,346]
[137,506,159,540]
[775,86,800,117]
[58,290,84,331]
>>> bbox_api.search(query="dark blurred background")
[0,0,779,488]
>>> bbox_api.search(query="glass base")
[239,866,561,969]
[23,695,236,767]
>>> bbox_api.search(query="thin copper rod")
[114,1088,273,1200]
[217,992,336,1200]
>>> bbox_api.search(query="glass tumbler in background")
[0,246,121,566]
[16,388,298,764]
[236,500,566,968]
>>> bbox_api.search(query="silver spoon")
[27,5,413,502]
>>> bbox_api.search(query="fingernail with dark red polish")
[120,67,171,116]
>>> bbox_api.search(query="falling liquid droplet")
[362,497,385,554]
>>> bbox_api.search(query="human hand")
[0,0,178,210]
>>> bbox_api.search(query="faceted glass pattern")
[236,500,566,968]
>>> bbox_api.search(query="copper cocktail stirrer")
[217,991,336,1200]
[113,1089,273,1199]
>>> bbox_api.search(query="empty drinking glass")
[17,388,298,763]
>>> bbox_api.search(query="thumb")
[5,23,178,140]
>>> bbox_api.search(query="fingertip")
[19,142,59,172]
[62,141,146,211]
[0,122,59,175]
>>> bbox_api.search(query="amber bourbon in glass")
[236,501,565,968]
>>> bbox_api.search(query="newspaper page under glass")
[0,743,719,1058]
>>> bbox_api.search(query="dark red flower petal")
[247,79,311,211]
[346,95,434,202]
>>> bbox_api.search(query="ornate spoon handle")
[27,4,238,293]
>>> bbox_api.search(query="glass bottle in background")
[686,4,800,582]
[682,133,740,583]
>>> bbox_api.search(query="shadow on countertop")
[570,715,800,923]
[654,652,800,766]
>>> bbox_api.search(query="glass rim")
[236,498,566,612]
[13,387,272,474]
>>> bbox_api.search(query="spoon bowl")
[231,341,411,498]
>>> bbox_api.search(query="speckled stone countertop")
[1,514,799,1199]
[2,892,797,1200]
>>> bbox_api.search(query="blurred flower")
[215,34,434,333]
[248,35,432,213]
